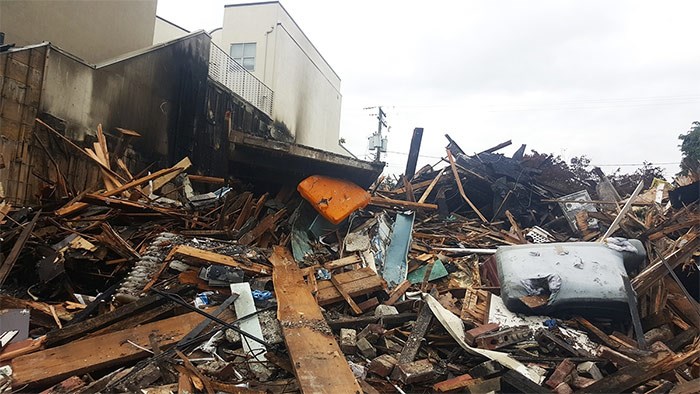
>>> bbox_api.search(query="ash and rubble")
[0,128,698,394]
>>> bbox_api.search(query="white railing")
[208,42,273,115]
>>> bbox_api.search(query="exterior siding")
[219,2,346,155]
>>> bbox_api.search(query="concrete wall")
[0,0,157,63]
[220,2,344,155]
[153,16,190,45]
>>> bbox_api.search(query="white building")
[0,0,157,64]
[153,16,190,45]
[214,1,345,155]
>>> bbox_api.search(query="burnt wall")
[40,32,211,171]
[3,33,274,205]
[0,45,47,204]
[199,79,272,177]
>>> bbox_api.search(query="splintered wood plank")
[418,168,445,204]
[664,276,700,330]
[315,267,386,306]
[446,150,487,222]
[151,157,191,192]
[369,196,438,210]
[170,245,271,275]
[270,246,361,394]
[12,312,205,388]
[232,193,255,231]
[0,202,12,224]
[238,209,287,246]
[583,348,700,393]
[187,175,225,184]
[329,275,363,315]
[504,210,526,244]
[0,211,40,286]
[323,255,362,270]
[460,289,489,323]
[385,279,411,306]
[55,166,182,217]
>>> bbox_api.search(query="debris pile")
[0,125,698,393]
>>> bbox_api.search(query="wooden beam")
[418,168,445,204]
[582,348,700,393]
[384,279,411,306]
[44,295,163,346]
[329,275,363,315]
[187,175,225,184]
[35,118,127,185]
[446,150,487,222]
[598,180,644,241]
[0,211,40,286]
[574,316,619,349]
[232,193,255,231]
[55,166,182,217]
[170,245,271,275]
[11,312,205,388]
[395,300,433,366]
[369,196,438,210]
[323,255,361,271]
[151,157,191,192]
[315,267,386,306]
[175,349,214,394]
[270,246,361,394]
[632,236,700,295]
[664,276,700,330]
[505,210,526,244]
[647,218,700,240]
[238,209,286,246]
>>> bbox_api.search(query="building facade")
[215,2,345,155]
[153,16,190,45]
[0,0,157,64]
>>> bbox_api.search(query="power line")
[380,149,679,167]
[356,94,700,113]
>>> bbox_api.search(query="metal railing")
[208,42,274,116]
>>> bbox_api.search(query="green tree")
[678,121,700,176]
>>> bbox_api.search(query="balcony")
[208,42,273,116]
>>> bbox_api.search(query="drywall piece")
[229,283,266,363]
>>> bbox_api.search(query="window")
[230,42,256,71]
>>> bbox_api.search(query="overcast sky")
[157,0,700,178]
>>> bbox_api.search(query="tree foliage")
[524,151,665,198]
[678,121,700,176]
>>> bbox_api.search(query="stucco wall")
[153,16,190,45]
[220,2,345,155]
[0,0,157,63]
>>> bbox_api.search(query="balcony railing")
[208,42,273,116]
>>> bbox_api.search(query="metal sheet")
[381,212,415,289]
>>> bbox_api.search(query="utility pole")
[365,106,388,162]
[375,106,387,162]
